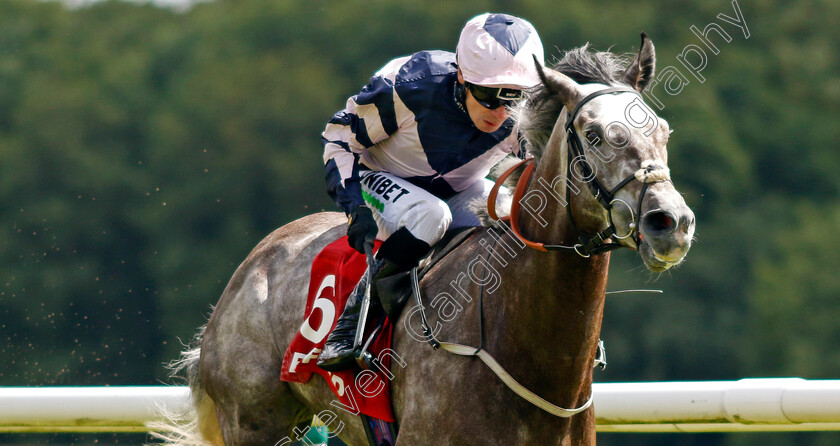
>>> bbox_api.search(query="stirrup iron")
[352,243,377,357]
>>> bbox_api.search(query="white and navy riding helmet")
[456,13,545,89]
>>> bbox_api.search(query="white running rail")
[2,378,840,433]
[0,386,190,433]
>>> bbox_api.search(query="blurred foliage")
[0,0,838,445]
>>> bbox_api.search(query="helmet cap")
[456,13,545,88]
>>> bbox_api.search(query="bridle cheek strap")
[488,86,673,257]
[486,153,671,256]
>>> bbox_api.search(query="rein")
[410,244,594,418]
[488,87,671,257]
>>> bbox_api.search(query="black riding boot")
[317,259,393,371]
[317,228,431,372]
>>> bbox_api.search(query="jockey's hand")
[347,206,377,253]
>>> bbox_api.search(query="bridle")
[413,87,670,418]
[488,86,671,257]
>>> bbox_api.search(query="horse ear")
[533,55,581,107]
[622,32,656,92]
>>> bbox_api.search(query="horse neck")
[518,110,580,247]
[490,121,610,408]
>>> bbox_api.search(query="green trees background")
[0,0,837,445]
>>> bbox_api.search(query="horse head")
[518,33,695,271]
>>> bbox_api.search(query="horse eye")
[586,130,601,145]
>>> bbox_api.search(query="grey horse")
[154,34,694,446]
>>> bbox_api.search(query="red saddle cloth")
[281,236,395,422]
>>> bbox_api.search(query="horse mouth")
[639,240,684,272]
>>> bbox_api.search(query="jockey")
[318,13,545,371]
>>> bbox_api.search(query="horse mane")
[515,44,634,161]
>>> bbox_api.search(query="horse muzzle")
[637,203,695,272]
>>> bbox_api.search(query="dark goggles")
[465,82,523,109]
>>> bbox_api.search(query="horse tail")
[148,325,224,446]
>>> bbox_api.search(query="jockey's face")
[457,71,514,133]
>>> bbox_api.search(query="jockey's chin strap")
[488,87,671,258]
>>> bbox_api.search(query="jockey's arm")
[322,59,408,216]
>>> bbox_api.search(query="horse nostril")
[642,210,677,234]
[681,214,695,233]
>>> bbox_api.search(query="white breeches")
[359,171,503,246]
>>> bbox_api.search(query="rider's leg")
[318,172,451,371]
[317,227,432,371]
